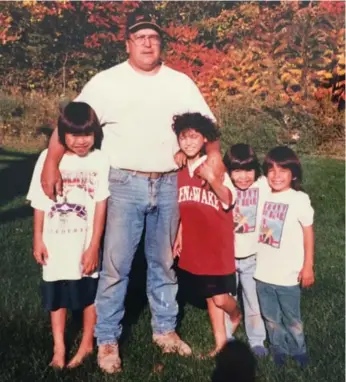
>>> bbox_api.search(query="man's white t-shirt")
[27,149,110,282]
[233,176,270,259]
[75,61,215,172]
[254,188,314,286]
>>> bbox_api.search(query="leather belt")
[121,169,177,179]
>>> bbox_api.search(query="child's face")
[178,128,206,159]
[267,163,292,192]
[231,169,256,190]
[65,132,95,157]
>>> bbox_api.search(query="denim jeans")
[224,255,266,347]
[236,255,266,347]
[256,280,307,356]
[95,168,179,345]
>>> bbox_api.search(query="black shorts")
[177,268,237,299]
[41,277,98,312]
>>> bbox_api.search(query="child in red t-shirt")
[172,112,241,357]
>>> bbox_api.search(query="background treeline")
[0,1,344,154]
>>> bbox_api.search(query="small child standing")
[27,102,110,368]
[223,143,269,357]
[172,112,241,357]
[255,146,315,367]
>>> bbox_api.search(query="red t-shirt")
[177,167,236,276]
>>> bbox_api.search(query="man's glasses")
[130,34,161,46]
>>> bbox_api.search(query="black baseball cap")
[126,9,163,35]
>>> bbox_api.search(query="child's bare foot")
[67,346,93,368]
[49,348,65,369]
[198,346,224,360]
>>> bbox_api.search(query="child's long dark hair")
[223,143,261,181]
[263,146,303,191]
[58,102,103,150]
[172,112,220,142]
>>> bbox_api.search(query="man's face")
[126,28,162,72]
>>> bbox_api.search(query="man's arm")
[204,140,225,182]
[41,128,65,200]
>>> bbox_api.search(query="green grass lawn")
[0,148,344,382]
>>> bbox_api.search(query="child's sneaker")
[292,353,309,368]
[153,331,192,356]
[251,346,269,358]
[97,343,122,374]
[272,352,286,366]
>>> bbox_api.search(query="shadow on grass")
[0,148,39,215]
[211,340,257,382]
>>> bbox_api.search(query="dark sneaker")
[251,346,269,357]
[273,352,286,366]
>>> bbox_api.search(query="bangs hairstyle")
[172,112,220,142]
[58,102,103,150]
[223,143,261,181]
[263,146,303,191]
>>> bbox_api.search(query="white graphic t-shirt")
[233,176,270,258]
[27,149,110,282]
[254,188,314,286]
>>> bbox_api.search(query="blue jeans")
[95,168,179,345]
[224,256,266,347]
[256,280,307,356]
[236,255,266,347]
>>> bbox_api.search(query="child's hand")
[298,265,315,288]
[82,246,99,275]
[173,237,182,258]
[33,238,48,265]
[174,151,187,168]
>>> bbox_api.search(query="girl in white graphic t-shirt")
[223,143,270,358]
[27,102,110,369]
[255,146,314,368]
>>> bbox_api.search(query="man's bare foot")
[49,348,65,369]
[67,346,93,368]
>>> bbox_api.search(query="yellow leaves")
[337,55,345,66]
[22,0,37,7]
[245,74,258,85]
[288,69,302,77]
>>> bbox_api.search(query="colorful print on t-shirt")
[234,188,259,233]
[258,201,289,248]
[47,170,97,234]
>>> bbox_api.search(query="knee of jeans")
[267,319,280,331]
[289,321,304,335]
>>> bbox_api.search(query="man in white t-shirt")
[40,8,224,373]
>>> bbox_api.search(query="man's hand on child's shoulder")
[174,150,187,168]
